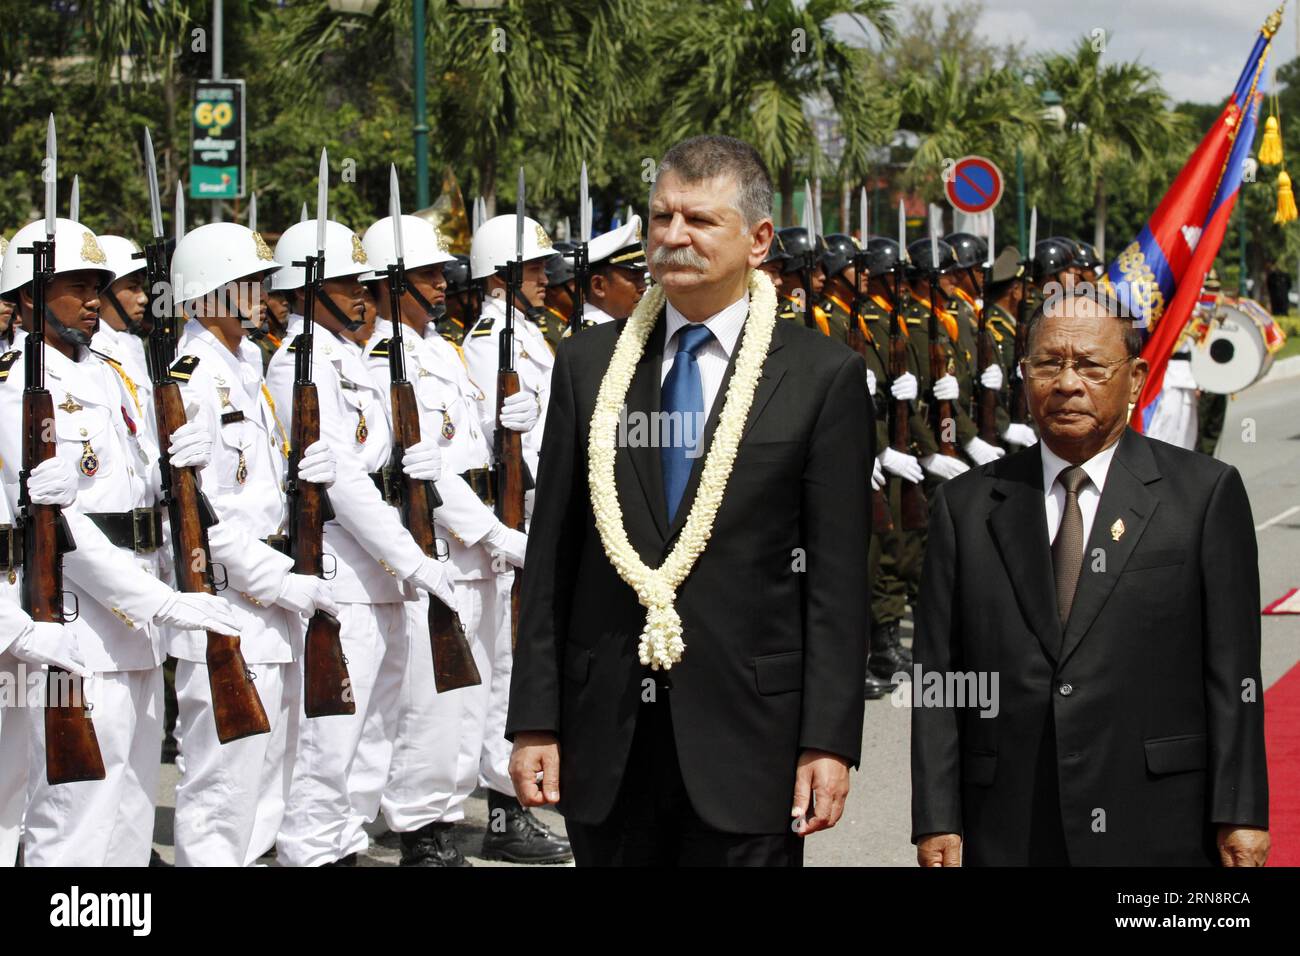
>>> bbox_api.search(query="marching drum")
[1190,297,1285,394]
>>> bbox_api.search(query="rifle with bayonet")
[892,210,928,530]
[383,167,481,693]
[21,115,104,785]
[975,241,1000,445]
[142,130,269,743]
[289,149,354,718]
[569,162,590,334]
[926,223,959,459]
[1010,207,1037,426]
[495,169,529,652]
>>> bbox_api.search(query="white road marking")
[1256,504,1300,532]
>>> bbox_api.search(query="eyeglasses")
[1021,354,1132,384]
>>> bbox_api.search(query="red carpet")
[1266,661,1300,866]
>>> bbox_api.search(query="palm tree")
[653,0,896,225]
[893,53,1043,203]
[1038,38,1187,257]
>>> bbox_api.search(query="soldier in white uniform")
[570,215,647,332]
[0,455,85,866]
[91,235,154,421]
[266,218,456,867]
[359,212,566,864]
[166,222,339,866]
[0,217,245,866]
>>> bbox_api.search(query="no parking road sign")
[945,156,1004,214]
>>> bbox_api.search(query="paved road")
[153,375,1300,868]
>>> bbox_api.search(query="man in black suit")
[911,289,1270,867]
[506,135,871,866]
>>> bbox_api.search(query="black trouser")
[565,695,804,867]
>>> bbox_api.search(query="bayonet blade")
[515,167,524,260]
[44,114,56,239]
[813,178,823,236]
[175,183,185,244]
[986,214,995,269]
[248,192,258,233]
[390,164,405,263]
[579,161,590,243]
[69,175,80,224]
[1028,206,1038,259]
[316,148,328,255]
[144,128,164,239]
[859,186,868,242]
[928,204,939,270]
[299,202,309,223]
[802,179,814,244]
[898,199,906,261]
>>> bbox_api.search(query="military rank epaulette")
[169,354,200,381]
[0,350,19,381]
[369,338,392,359]
[468,324,493,338]
[286,335,300,353]
[89,348,117,366]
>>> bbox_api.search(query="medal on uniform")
[58,395,83,414]
[440,408,455,440]
[236,451,248,485]
[79,440,99,477]
[356,411,368,444]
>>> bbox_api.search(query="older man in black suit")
[911,288,1270,866]
[506,135,872,866]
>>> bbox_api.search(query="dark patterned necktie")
[1052,465,1089,627]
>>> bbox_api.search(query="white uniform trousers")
[23,667,163,866]
[277,601,403,866]
[173,657,293,866]
[0,654,30,866]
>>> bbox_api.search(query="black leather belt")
[460,467,497,507]
[85,507,163,554]
[0,524,21,572]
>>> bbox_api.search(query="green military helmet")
[906,237,958,278]
[444,253,473,295]
[820,233,859,279]
[546,240,576,287]
[777,226,826,275]
[762,231,790,267]
[1033,237,1076,282]
[944,231,988,271]
[863,237,904,278]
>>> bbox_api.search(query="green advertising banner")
[191,79,245,201]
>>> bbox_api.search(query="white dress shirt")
[1040,438,1121,548]
[660,293,749,416]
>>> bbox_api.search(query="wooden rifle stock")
[390,380,481,692]
[290,378,354,717]
[494,369,526,653]
[1010,282,1033,424]
[975,270,1001,445]
[888,285,928,531]
[927,277,960,458]
[155,380,269,742]
[845,291,892,534]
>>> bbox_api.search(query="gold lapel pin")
[1110,517,1126,541]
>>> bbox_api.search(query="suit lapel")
[1058,429,1160,666]
[663,315,786,545]
[625,311,670,541]
[988,445,1063,663]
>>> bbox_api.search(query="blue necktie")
[661,323,713,522]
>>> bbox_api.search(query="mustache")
[650,245,709,271]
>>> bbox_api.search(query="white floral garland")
[588,268,778,670]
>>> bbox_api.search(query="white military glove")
[865,368,877,397]
[921,453,969,481]
[167,419,214,469]
[298,439,337,486]
[500,389,540,433]
[890,372,918,402]
[932,374,960,402]
[1002,423,1039,447]
[9,622,90,677]
[407,556,457,609]
[878,447,925,484]
[275,573,338,618]
[484,523,528,570]
[400,438,442,483]
[963,436,1006,465]
[154,592,242,636]
[28,456,78,507]
[870,456,885,491]
[980,364,1004,390]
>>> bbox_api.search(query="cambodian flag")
[1099,14,1279,432]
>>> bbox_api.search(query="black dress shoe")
[400,823,471,867]
[481,790,573,864]
[322,852,358,867]
[868,621,912,680]
[864,672,893,700]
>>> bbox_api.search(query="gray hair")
[654,135,773,229]
[1026,286,1144,358]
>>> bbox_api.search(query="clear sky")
[897,0,1297,103]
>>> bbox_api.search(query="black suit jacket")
[507,306,872,834]
[911,428,1268,865]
